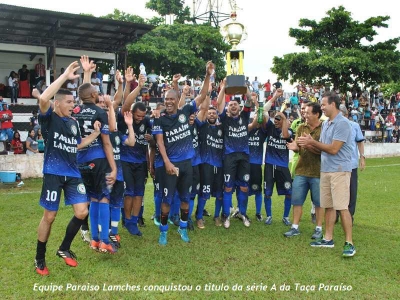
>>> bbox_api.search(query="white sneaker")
[17,181,24,187]
[80,229,91,243]
[222,215,230,229]
[241,214,251,227]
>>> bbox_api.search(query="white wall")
[0,143,399,179]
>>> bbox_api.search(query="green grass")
[1,157,399,300]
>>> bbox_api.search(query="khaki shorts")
[320,172,351,210]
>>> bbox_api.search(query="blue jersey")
[248,127,267,165]
[191,119,202,166]
[110,131,123,181]
[39,108,82,178]
[73,103,109,163]
[264,119,293,168]
[198,120,224,168]
[152,101,197,163]
[219,108,250,155]
[119,112,151,163]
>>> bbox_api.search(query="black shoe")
[138,217,146,227]
[203,209,211,217]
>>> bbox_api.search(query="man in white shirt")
[252,77,260,95]
[147,69,159,97]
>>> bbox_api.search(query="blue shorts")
[0,128,13,141]
[291,175,320,207]
[110,180,124,208]
[122,161,147,197]
[40,174,88,211]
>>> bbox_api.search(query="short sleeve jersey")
[39,107,82,178]
[264,119,293,168]
[119,112,151,163]
[72,102,109,163]
[152,101,197,163]
[219,107,250,155]
[198,121,224,168]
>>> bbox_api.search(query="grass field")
[0,157,399,300]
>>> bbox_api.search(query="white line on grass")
[367,163,400,168]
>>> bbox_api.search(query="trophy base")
[225,75,247,95]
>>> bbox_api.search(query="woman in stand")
[11,131,24,154]
[25,129,38,155]
[8,71,19,105]
[36,128,45,153]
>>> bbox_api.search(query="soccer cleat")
[241,214,251,227]
[153,216,161,226]
[282,217,292,226]
[256,214,263,222]
[311,213,316,224]
[310,239,335,248]
[196,218,205,229]
[109,234,121,248]
[56,249,78,267]
[311,228,323,240]
[222,214,230,229]
[80,229,91,244]
[126,222,143,236]
[90,240,100,251]
[203,209,211,217]
[342,242,356,257]
[178,228,190,243]
[230,208,240,219]
[284,227,300,237]
[99,242,118,254]
[138,217,146,227]
[187,218,195,231]
[264,216,273,225]
[35,258,49,276]
[214,217,222,227]
[159,231,168,246]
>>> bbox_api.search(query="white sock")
[292,224,299,229]
[316,226,322,231]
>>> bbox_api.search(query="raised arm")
[197,83,212,122]
[39,61,80,114]
[80,55,96,84]
[112,70,124,110]
[123,67,134,103]
[171,74,181,93]
[123,111,136,147]
[262,88,283,124]
[179,85,191,109]
[104,95,116,132]
[121,74,146,114]
[194,61,213,108]
[217,79,226,114]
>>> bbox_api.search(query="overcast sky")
[3,0,399,90]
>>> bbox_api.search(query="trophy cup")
[221,11,247,95]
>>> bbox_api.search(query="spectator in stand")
[11,131,24,154]
[18,64,31,98]
[264,79,271,99]
[396,108,400,126]
[30,110,41,133]
[96,68,103,94]
[147,69,159,97]
[245,76,250,88]
[8,71,19,105]
[290,92,299,109]
[26,129,39,155]
[0,102,14,151]
[35,58,46,87]
[37,129,45,153]
[363,104,371,130]
[385,110,396,143]
[273,79,282,90]
[193,76,202,97]
[91,73,100,93]
[66,79,78,100]
[252,77,260,95]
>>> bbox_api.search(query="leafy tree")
[145,0,191,24]
[127,23,230,79]
[380,82,400,99]
[102,9,146,24]
[271,6,400,93]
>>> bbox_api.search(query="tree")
[127,23,230,79]
[145,0,191,24]
[271,6,400,93]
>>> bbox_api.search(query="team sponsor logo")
[178,114,186,123]
[77,183,86,194]
[243,174,250,182]
[194,127,197,135]
[284,181,292,190]
[70,125,78,136]
[239,118,242,125]
[139,124,145,132]
[252,184,258,191]
[218,130,222,137]
[196,183,200,191]
[115,135,120,145]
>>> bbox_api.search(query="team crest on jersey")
[218,130,222,137]
[239,118,242,125]
[139,124,145,132]
[70,124,78,136]
[115,135,121,145]
[243,174,250,182]
[284,181,292,190]
[77,183,86,194]
[252,184,259,191]
[178,114,187,123]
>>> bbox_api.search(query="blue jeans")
[291,175,320,207]
[386,128,393,143]
[11,86,18,103]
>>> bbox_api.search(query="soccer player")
[118,67,149,236]
[298,91,355,257]
[153,61,213,245]
[284,102,324,239]
[74,56,117,254]
[217,81,254,228]
[34,61,102,276]
[262,89,293,226]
